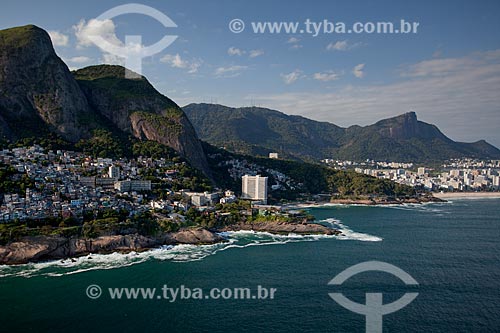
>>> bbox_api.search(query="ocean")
[1,199,499,332]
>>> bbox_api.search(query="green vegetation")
[76,129,126,159]
[0,133,73,151]
[0,163,35,195]
[184,104,500,162]
[74,66,183,111]
[204,143,416,202]
[132,140,177,160]
[0,25,46,49]
[131,111,182,136]
[0,210,167,245]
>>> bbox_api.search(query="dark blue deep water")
[1,199,499,332]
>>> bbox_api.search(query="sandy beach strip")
[433,192,500,199]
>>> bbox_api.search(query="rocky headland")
[0,221,340,265]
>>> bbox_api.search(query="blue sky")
[2,0,500,147]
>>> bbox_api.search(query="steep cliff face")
[0,25,211,177]
[73,65,211,176]
[0,25,93,141]
[371,111,447,140]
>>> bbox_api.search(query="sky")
[1,0,500,147]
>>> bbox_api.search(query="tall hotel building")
[241,175,268,204]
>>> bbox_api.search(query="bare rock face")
[169,228,225,244]
[0,236,68,264]
[221,221,340,235]
[374,111,446,140]
[0,25,94,141]
[0,228,225,265]
[73,65,211,177]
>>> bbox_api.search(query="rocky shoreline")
[218,221,340,235]
[328,195,446,206]
[0,221,339,265]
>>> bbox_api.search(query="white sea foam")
[320,218,383,242]
[382,203,450,214]
[0,219,382,278]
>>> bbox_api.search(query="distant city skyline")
[1,0,500,147]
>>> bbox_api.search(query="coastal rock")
[0,228,225,265]
[0,236,68,265]
[220,221,340,236]
[168,228,225,244]
[71,235,160,254]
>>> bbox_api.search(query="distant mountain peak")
[374,111,422,140]
[184,104,500,162]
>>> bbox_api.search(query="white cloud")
[160,53,202,73]
[313,71,340,82]
[228,47,245,56]
[402,57,474,77]
[326,40,361,51]
[73,18,122,49]
[353,63,365,78]
[214,65,248,78]
[326,40,348,51]
[228,47,264,58]
[67,56,92,63]
[254,50,500,147]
[48,30,69,46]
[101,53,124,66]
[249,49,264,58]
[286,37,303,50]
[281,70,302,84]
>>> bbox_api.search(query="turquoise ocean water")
[1,199,499,332]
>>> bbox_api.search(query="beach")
[433,192,500,199]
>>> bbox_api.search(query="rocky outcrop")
[0,25,94,141]
[219,221,340,235]
[167,228,225,244]
[0,222,341,265]
[0,228,225,265]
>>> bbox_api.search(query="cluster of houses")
[0,146,173,222]
[0,145,277,223]
[323,158,500,191]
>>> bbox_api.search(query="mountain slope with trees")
[184,103,500,162]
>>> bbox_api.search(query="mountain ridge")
[183,103,500,162]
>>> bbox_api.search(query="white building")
[191,194,208,207]
[114,180,151,192]
[109,165,120,179]
[492,175,500,188]
[184,191,220,207]
[241,174,268,204]
[269,153,279,159]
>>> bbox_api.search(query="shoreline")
[432,192,500,199]
[286,195,446,208]
[0,221,338,266]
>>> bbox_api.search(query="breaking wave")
[0,219,381,278]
